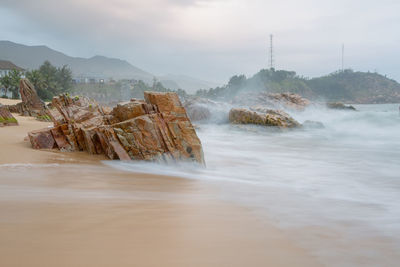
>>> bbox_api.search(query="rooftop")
[0,60,24,71]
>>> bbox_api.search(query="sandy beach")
[0,101,321,266]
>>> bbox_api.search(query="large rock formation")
[28,92,205,164]
[232,92,310,111]
[229,108,301,128]
[0,104,18,126]
[7,79,50,120]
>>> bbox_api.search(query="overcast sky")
[0,0,399,83]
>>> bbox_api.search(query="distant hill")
[196,69,400,104]
[307,70,400,103]
[0,40,218,92]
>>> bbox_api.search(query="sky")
[0,0,399,83]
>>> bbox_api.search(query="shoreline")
[0,110,321,266]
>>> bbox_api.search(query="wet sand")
[0,107,321,266]
[0,98,21,106]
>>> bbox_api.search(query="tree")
[39,60,59,96]
[25,70,51,100]
[227,75,246,96]
[0,75,11,97]
[8,70,23,99]
[56,65,73,93]
[25,61,73,101]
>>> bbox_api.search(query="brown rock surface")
[6,79,50,120]
[0,104,18,126]
[229,108,301,128]
[267,93,311,111]
[28,128,56,149]
[232,92,310,111]
[28,92,205,164]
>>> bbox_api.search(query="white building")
[0,60,24,77]
[0,60,24,97]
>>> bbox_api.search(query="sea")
[108,103,400,266]
[1,103,399,266]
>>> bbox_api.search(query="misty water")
[107,103,400,266]
[1,103,399,266]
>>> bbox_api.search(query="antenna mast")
[341,44,344,72]
[269,34,274,69]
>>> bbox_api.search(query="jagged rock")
[20,79,46,112]
[29,92,205,164]
[229,108,301,128]
[0,104,18,126]
[28,128,56,149]
[303,120,325,129]
[111,100,155,122]
[267,93,311,111]
[232,92,310,111]
[6,79,50,120]
[327,102,356,111]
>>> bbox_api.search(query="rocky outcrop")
[267,93,311,111]
[29,92,205,164]
[229,108,301,128]
[0,104,18,126]
[7,79,50,120]
[327,102,356,111]
[29,128,56,149]
[232,92,310,111]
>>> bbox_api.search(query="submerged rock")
[184,97,232,123]
[229,107,301,128]
[29,92,205,164]
[327,102,356,111]
[184,97,213,122]
[0,104,18,126]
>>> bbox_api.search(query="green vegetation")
[196,68,400,103]
[0,61,73,101]
[26,61,73,101]
[0,69,23,99]
[307,70,400,103]
[196,69,312,101]
[36,115,52,121]
[70,78,188,102]
[0,116,18,124]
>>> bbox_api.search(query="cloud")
[0,0,399,82]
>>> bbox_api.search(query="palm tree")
[26,70,46,90]
[0,75,11,97]
[9,70,23,99]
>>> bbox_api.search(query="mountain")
[0,40,219,92]
[196,69,400,104]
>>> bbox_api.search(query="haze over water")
[1,103,399,266]
[109,103,400,266]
